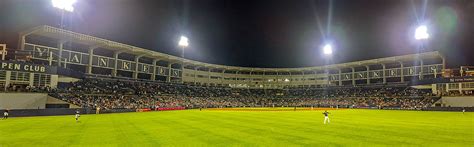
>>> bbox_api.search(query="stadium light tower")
[178,36,189,47]
[178,36,188,83]
[322,44,333,55]
[414,25,429,40]
[52,0,77,12]
[178,36,188,58]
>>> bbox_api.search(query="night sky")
[1,0,473,68]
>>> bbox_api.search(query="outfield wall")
[46,96,80,108]
[7,108,136,117]
[0,93,48,109]
[439,96,474,107]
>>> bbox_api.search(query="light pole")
[414,25,430,50]
[178,36,188,83]
[51,0,76,68]
[322,43,333,86]
[52,0,76,28]
[413,25,429,80]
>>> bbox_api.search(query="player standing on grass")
[96,106,100,114]
[75,109,80,122]
[322,110,330,124]
[3,110,8,119]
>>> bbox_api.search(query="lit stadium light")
[178,36,189,47]
[414,25,429,40]
[52,0,77,12]
[322,44,333,55]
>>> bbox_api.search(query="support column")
[208,67,212,84]
[419,59,424,80]
[180,61,185,84]
[399,61,405,83]
[19,36,26,50]
[289,71,294,87]
[63,58,67,68]
[194,66,199,84]
[166,63,172,82]
[446,84,449,95]
[441,56,446,70]
[236,70,240,85]
[0,44,6,60]
[221,69,225,85]
[29,73,35,87]
[325,68,330,85]
[112,51,122,77]
[48,52,53,66]
[151,59,159,81]
[5,71,11,90]
[366,65,370,85]
[57,41,65,67]
[459,83,463,94]
[382,64,386,84]
[249,71,253,87]
[86,47,96,74]
[338,69,342,86]
[133,55,144,79]
[351,67,356,86]
[301,71,305,86]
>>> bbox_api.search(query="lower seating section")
[48,77,439,110]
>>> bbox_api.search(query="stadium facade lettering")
[0,62,46,73]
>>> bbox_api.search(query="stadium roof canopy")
[20,25,444,72]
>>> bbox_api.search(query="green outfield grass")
[0,109,472,146]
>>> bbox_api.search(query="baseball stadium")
[0,0,473,146]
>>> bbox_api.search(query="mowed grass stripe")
[162,111,255,146]
[200,111,381,146]
[231,110,427,146]
[157,110,254,146]
[202,111,320,145]
[0,109,472,146]
[185,111,313,146]
[247,111,397,145]
[141,112,209,146]
[331,110,469,145]
[1,116,76,146]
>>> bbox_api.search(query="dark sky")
[1,0,473,68]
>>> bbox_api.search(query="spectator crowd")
[48,78,439,110]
